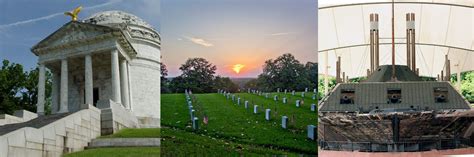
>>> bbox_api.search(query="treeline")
[161,58,239,93]
[244,54,317,92]
[161,53,317,94]
[0,60,51,114]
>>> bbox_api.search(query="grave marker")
[312,94,316,100]
[292,90,295,96]
[301,92,305,98]
[237,98,241,105]
[311,104,316,111]
[274,95,278,101]
[193,117,199,130]
[283,97,287,104]
[305,88,308,92]
[265,109,271,121]
[190,109,195,121]
[307,125,316,140]
[282,116,288,129]
[254,105,258,114]
[296,100,300,107]
[245,101,249,109]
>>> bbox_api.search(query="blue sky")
[162,0,317,78]
[0,0,160,70]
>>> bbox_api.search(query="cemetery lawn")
[64,147,160,157]
[161,93,317,155]
[100,128,160,138]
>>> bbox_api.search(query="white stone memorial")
[311,104,316,111]
[296,100,300,107]
[245,101,249,109]
[265,109,271,121]
[237,98,241,105]
[307,125,316,140]
[292,90,295,95]
[31,11,161,128]
[193,117,199,130]
[254,105,258,114]
[283,97,287,104]
[190,109,195,121]
[305,88,308,92]
[301,92,305,98]
[282,116,288,129]
[274,95,278,101]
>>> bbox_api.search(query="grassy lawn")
[161,127,300,156]
[100,128,160,138]
[161,93,317,155]
[64,147,160,157]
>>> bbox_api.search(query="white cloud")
[0,0,122,30]
[185,36,214,47]
[269,32,296,36]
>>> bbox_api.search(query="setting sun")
[232,64,245,74]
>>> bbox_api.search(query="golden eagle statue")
[64,6,82,21]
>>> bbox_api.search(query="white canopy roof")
[318,0,473,78]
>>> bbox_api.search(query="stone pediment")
[31,22,125,55]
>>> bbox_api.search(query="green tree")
[0,60,26,114]
[160,62,171,93]
[257,53,311,91]
[177,58,217,93]
[214,76,239,93]
[0,60,52,114]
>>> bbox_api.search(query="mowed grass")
[100,128,160,138]
[161,93,317,155]
[64,147,160,157]
[161,127,300,156]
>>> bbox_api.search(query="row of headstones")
[185,89,200,130]
[240,89,317,112]
[248,89,318,101]
[218,89,316,140]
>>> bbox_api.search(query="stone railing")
[98,99,138,135]
[0,110,38,126]
[0,104,101,157]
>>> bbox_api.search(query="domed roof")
[84,11,154,30]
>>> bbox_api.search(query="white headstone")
[305,88,308,92]
[313,88,317,93]
[312,94,316,100]
[282,116,288,129]
[277,88,280,93]
[237,98,241,105]
[284,89,287,94]
[311,104,316,111]
[193,117,199,130]
[301,92,305,98]
[265,93,269,98]
[307,125,316,140]
[283,97,287,104]
[292,90,295,96]
[190,109,195,121]
[245,101,249,109]
[296,100,300,107]
[274,95,278,101]
[254,105,258,114]
[265,109,271,121]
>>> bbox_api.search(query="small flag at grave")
[203,115,208,125]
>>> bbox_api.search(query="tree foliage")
[166,58,239,93]
[0,60,52,114]
[252,53,313,91]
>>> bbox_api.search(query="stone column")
[120,60,130,109]
[111,50,121,103]
[85,55,93,105]
[51,71,60,114]
[58,59,69,113]
[36,64,46,115]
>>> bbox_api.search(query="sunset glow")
[232,64,245,74]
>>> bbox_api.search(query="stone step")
[86,138,161,148]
